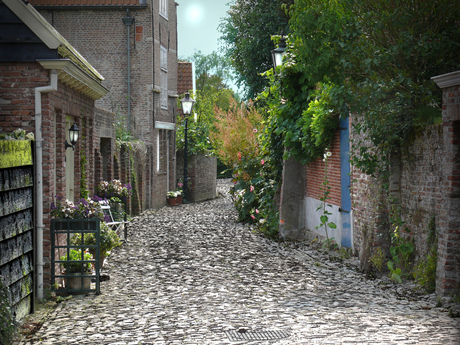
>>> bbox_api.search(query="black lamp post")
[180,92,195,202]
[271,32,287,70]
[65,123,80,150]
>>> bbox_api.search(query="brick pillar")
[432,71,460,296]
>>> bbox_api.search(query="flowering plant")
[167,191,178,198]
[95,180,131,201]
[51,195,105,221]
[175,181,183,196]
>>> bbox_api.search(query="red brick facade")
[305,130,342,207]
[0,62,113,284]
[32,0,179,209]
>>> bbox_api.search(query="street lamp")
[271,32,287,70]
[180,92,196,202]
[65,123,80,150]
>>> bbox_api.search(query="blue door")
[340,116,352,248]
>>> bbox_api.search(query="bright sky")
[177,0,232,59]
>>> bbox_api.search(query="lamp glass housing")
[271,35,287,69]
[180,92,195,116]
[69,123,79,146]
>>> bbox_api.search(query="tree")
[187,50,234,93]
[274,0,460,175]
[219,0,293,99]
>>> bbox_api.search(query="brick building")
[0,0,110,303]
[30,0,180,209]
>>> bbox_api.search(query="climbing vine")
[79,113,89,199]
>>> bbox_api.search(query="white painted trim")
[38,59,109,100]
[432,70,460,89]
[155,121,175,130]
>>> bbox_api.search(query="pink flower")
[237,152,242,161]
[261,159,265,165]
[250,186,254,192]
[255,209,259,214]
[251,215,255,220]
[253,128,258,133]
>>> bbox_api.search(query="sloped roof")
[3,0,108,99]
[29,0,143,6]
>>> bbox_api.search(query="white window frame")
[160,45,168,109]
[157,131,160,172]
[160,0,168,19]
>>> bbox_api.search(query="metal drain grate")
[225,329,290,341]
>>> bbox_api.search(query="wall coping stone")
[432,70,460,89]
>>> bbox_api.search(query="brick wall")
[0,62,105,286]
[36,0,179,211]
[436,80,460,295]
[305,130,342,206]
[176,152,217,202]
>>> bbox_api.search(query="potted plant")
[70,222,121,269]
[167,191,178,206]
[176,181,184,204]
[175,190,183,204]
[60,249,93,290]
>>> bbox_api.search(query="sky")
[177,0,232,59]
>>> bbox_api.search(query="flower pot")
[176,196,183,204]
[167,197,177,206]
[89,248,105,270]
[65,272,92,290]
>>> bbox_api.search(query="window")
[160,0,168,18]
[160,45,168,109]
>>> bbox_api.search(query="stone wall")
[176,153,217,202]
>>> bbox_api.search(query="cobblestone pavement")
[22,180,460,344]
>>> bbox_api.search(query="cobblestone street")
[20,180,460,344]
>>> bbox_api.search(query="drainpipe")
[35,70,58,300]
[123,10,134,133]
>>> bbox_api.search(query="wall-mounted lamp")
[65,123,79,150]
[271,32,287,70]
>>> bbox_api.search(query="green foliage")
[230,155,280,239]
[187,50,235,94]
[370,247,386,273]
[70,222,121,256]
[387,211,414,283]
[287,0,460,177]
[315,150,337,243]
[60,249,93,273]
[413,246,437,293]
[0,279,16,345]
[115,114,135,143]
[219,0,292,99]
[413,215,438,293]
[79,116,89,199]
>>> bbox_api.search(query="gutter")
[34,70,58,300]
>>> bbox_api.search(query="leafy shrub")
[60,250,93,273]
[70,222,121,256]
[413,246,437,293]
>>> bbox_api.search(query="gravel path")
[21,180,460,344]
